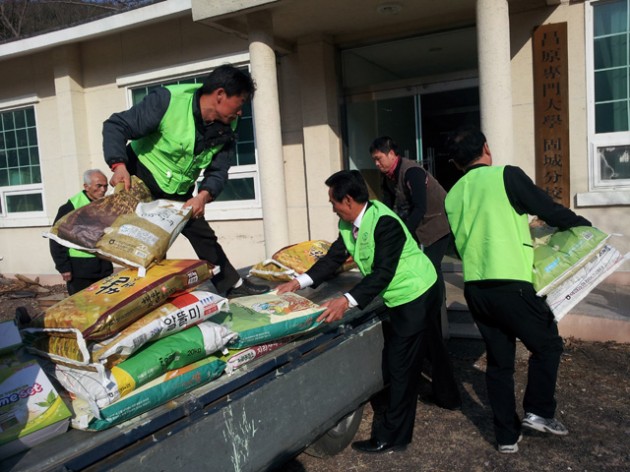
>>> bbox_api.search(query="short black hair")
[369,136,399,155]
[446,124,487,168]
[201,64,256,98]
[325,170,369,204]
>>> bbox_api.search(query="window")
[588,0,630,191]
[129,66,261,219]
[0,105,45,219]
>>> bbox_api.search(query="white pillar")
[247,11,290,257]
[53,44,87,185]
[297,36,344,242]
[476,0,513,165]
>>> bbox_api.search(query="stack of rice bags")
[21,260,237,430]
[36,183,330,432]
[32,177,242,429]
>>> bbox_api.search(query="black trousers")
[421,233,460,408]
[181,217,240,294]
[66,258,113,295]
[128,158,240,294]
[67,277,99,295]
[371,281,442,446]
[464,281,564,445]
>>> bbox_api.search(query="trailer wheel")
[305,405,365,457]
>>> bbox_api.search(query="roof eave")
[0,0,192,61]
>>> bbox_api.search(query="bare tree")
[0,0,164,43]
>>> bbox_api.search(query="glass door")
[346,96,418,198]
[345,86,480,195]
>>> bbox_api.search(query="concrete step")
[441,260,630,343]
[446,308,480,339]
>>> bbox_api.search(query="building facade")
[0,0,628,282]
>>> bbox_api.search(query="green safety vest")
[339,200,436,308]
[68,191,96,259]
[131,84,238,195]
[445,165,533,282]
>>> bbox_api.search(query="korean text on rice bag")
[95,199,191,269]
[91,290,229,368]
[24,260,214,342]
[221,339,291,375]
[23,290,228,369]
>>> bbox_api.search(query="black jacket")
[102,87,238,200]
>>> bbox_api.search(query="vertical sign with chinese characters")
[533,22,570,207]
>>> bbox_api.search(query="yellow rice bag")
[249,240,355,281]
[24,260,214,342]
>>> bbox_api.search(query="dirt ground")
[1,278,628,472]
[279,337,629,472]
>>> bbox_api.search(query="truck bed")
[3,271,388,472]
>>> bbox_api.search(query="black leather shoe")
[351,438,407,454]
[226,278,270,298]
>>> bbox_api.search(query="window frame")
[117,53,263,220]
[0,95,49,227]
[581,0,630,206]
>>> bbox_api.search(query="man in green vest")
[277,170,444,454]
[49,169,114,295]
[103,64,268,298]
[444,125,591,453]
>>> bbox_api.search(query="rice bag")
[92,290,229,368]
[69,354,226,431]
[53,321,236,411]
[531,225,629,320]
[49,176,152,249]
[23,260,214,343]
[222,338,293,375]
[532,226,610,292]
[44,176,191,269]
[210,291,324,348]
[539,244,628,320]
[249,240,355,281]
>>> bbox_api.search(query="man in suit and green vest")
[444,125,591,453]
[103,64,268,298]
[50,169,114,295]
[277,170,453,453]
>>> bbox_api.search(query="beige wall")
[0,17,268,279]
